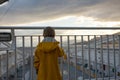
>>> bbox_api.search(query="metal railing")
[0,27,120,80]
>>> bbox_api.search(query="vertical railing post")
[22,36,25,80]
[38,36,41,43]
[14,36,17,80]
[100,35,104,79]
[88,35,91,80]
[81,35,84,80]
[30,36,33,80]
[6,50,9,80]
[74,35,77,80]
[11,29,15,50]
[113,35,117,80]
[107,35,110,80]
[60,35,63,79]
[11,29,17,80]
[67,36,70,80]
[94,35,97,80]
[118,35,120,80]
[0,55,2,77]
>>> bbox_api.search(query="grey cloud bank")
[0,0,120,25]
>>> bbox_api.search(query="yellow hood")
[37,42,59,53]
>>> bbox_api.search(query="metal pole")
[107,35,110,80]
[67,36,70,80]
[14,36,17,80]
[113,35,117,80]
[0,55,1,77]
[88,35,91,80]
[30,36,33,80]
[11,29,17,80]
[74,35,77,80]
[60,35,63,79]
[0,26,120,30]
[6,50,9,80]
[100,35,104,79]
[38,36,41,43]
[94,35,97,80]
[22,36,25,80]
[118,35,120,66]
[81,35,84,80]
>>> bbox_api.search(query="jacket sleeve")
[33,48,40,70]
[58,47,67,60]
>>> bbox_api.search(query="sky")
[0,0,120,35]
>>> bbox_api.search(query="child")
[34,27,67,80]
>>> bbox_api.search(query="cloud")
[0,0,120,25]
[82,0,120,21]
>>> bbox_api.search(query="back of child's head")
[43,27,55,38]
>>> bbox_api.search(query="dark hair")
[43,27,55,38]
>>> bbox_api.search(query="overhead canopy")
[0,0,8,4]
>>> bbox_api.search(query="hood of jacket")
[36,42,59,53]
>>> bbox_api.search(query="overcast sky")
[0,0,120,26]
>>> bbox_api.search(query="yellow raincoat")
[34,42,66,80]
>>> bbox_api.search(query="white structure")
[0,42,30,77]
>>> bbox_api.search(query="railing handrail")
[0,26,120,30]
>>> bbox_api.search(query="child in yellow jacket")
[34,27,67,80]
